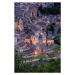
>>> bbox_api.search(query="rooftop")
[17,42,25,47]
[20,33,27,37]
[15,31,24,35]
[47,36,55,40]
[26,35,31,39]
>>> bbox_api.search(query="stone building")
[25,35,31,43]
[35,34,45,55]
[14,18,24,31]
[46,36,54,45]
[31,31,46,45]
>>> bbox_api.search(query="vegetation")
[51,44,61,58]
[38,3,61,15]
[37,11,39,17]
[46,23,61,45]
[15,59,60,72]
[15,44,61,73]
[47,23,55,34]
[54,33,61,45]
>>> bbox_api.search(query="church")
[31,31,54,55]
[31,31,54,46]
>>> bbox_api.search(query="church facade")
[31,31,46,45]
[31,31,54,46]
[31,31,54,55]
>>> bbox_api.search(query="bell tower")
[35,33,45,55]
[38,33,43,44]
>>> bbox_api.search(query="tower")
[19,19,24,31]
[35,33,45,55]
[38,33,43,44]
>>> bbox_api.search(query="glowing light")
[47,40,52,44]
[47,21,49,24]
[35,22,37,24]
[34,51,37,55]
[26,8,29,12]
[18,25,20,29]
[40,27,43,30]
[49,41,51,42]
[45,16,46,18]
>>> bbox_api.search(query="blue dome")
[38,34,42,39]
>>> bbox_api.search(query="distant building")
[31,31,54,46]
[31,31,46,45]
[35,34,45,55]
[14,18,24,31]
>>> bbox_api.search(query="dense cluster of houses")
[14,2,61,55]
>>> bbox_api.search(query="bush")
[15,46,61,72]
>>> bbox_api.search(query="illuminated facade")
[47,40,54,45]
[31,31,54,46]
[15,18,24,31]
[31,31,46,45]
[35,33,45,55]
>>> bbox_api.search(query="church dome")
[38,34,42,39]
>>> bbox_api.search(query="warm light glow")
[45,16,46,18]
[40,27,43,30]
[18,25,20,29]
[47,21,49,24]
[35,22,37,24]
[49,41,51,42]
[47,40,52,43]
[34,51,37,55]
[26,8,29,12]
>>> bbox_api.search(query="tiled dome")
[38,34,42,39]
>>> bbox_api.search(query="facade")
[35,34,45,55]
[31,31,54,46]
[31,31,46,45]
[14,18,24,31]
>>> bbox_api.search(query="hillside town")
[14,2,61,61]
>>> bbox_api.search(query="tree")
[52,44,61,58]
[54,33,61,45]
[48,25,54,34]
[37,12,39,17]
[15,47,20,72]
[14,45,61,72]
[38,3,61,15]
